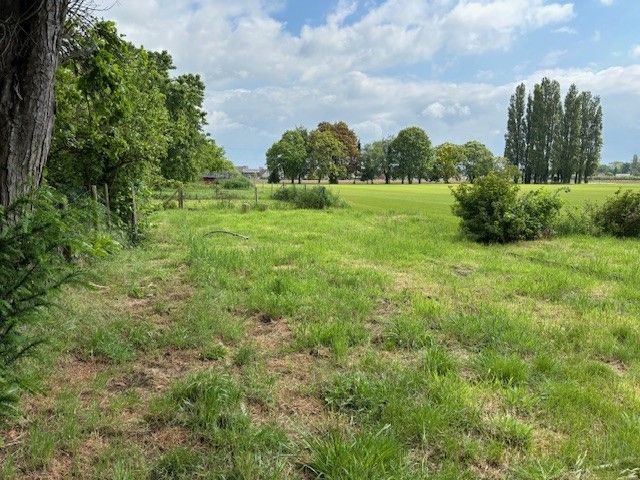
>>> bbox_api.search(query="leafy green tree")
[196,137,233,174]
[552,84,582,184]
[504,83,527,174]
[161,73,209,182]
[526,78,562,183]
[266,129,308,184]
[308,130,347,183]
[379,137,395,184]
[462,141,495,182]
[360,141,387,183]
[388,127,432,184]
[494,156,521,183]
[577,92,603,183]
[432,143,464,182]
[48,21,169,217]
[317,122,360,180]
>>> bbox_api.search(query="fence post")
[91,185,99,230]
[254,185,258,206]
[131,184,138,238]
[103,183,111,229]
[178,185,184,209]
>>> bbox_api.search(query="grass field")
[2,183,640,479]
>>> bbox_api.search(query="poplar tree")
[525,78,562,183]
[552,84,582,184]
[577,93,603,183]
[506,79,602,184]
[504,83,527,175]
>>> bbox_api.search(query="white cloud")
[94,0,640,166]
[423,102,472,119]
[554,26,576,34]
[98,0,574,87]
[541,49,568,67]
[599,0,614,5]
[630,45,640,58]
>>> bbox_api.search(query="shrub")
[553,204,599,236]
[272,186,345,209]
[219,175,253,190]
[510,188,565,240]
[271,187,298,202]
[451,173,562,243]
[0,188,100,421]
[593,189,640,237]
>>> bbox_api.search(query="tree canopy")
[388,127,433,184]
[266,129,308,183]
[505,78,603,184]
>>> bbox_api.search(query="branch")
[205,230,249,240]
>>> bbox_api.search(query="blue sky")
[100,0,640,167]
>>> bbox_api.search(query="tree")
[462,141,495,182]
[504,83,527,174]
[506,77,604,184]
[317,121,360,181]
[494,156,520,183]
[308,130,346,183]
[0,1,68,207]
[388,127,432,184]
[525,78,562,183]
[48,22,170,216]
[552,84,582,184]
[379,137,395,184]
[631,155,640,176]
[266,129,308,184]
[161,73,209,182]
[360,141,387,183]
[432,143,464,183]
[577,92,603,183]
[196,137,233,174]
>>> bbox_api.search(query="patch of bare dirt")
[246,314,335,436]
[393,271,439,297]
[452,264,476,277]
[0,273,204,479]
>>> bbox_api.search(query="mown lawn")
[1,183,640,479]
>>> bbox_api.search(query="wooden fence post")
[91,185,99,229]
[254,185,258,205]
[178,185,184,209]
[103,183,111,229]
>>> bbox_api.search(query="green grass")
[2,182,640,479]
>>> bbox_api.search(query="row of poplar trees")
[504,78,603,184]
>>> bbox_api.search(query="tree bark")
[0,0,67,208]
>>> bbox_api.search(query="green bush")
[451,173,562,243]
[272,186,345,209]
[593,189,640,237]
[553,204,599,236]
[219,176,253,190]
[271,187,298,202]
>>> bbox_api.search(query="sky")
[96,0,640,167]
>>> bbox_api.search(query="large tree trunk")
[0,0,67,208]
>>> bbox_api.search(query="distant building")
[237,165,267,179]
[202,171,233,183]
[203,166,267,183]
